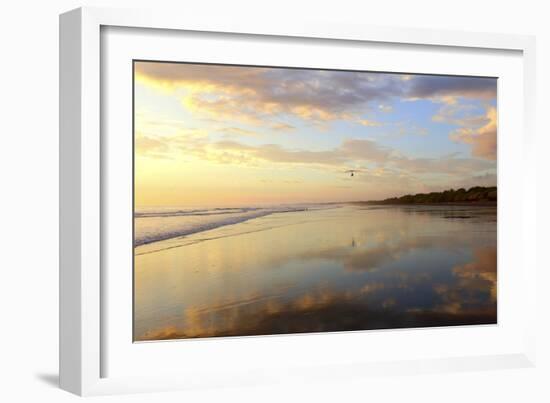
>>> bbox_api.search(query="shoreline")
[134,202,497,250]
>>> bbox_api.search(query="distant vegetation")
[365,186,497,205]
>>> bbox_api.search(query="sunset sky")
[134,61,497,207]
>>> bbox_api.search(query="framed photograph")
[60,7,537,396]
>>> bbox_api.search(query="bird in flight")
[344,169,360,177]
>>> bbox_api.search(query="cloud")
[429,95,497,161]
[450,106,497,160]
[135,111,201,137]
[216,127,259,137]
[135,62,496,127]
[432,101,488,127]
[135,133,171,158]
[199,138,392,168]
[270,122,296,131]
[390,154,495,175]
[407,75,497,101]
[134,62,267,91]
[357,118,381,127]
[136,124,495,188]
[134,64,498,193]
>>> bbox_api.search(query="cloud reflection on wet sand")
[134,206,497,341]
[138,269,496,341]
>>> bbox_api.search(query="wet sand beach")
[134,205,497,341]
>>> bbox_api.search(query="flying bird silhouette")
[344,169,360,177]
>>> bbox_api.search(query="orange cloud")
[450,106,497,160]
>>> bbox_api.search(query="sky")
[134,61,497,207]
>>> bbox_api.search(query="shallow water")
[134,205,497,341]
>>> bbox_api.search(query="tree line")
[366,186,497,204]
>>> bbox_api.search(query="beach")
[133,204,497,341]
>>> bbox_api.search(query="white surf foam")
[134,206,322,246]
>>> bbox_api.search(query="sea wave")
[135,207,260,218]
[134,205,327,246]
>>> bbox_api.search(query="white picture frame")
[60,6,537,396]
